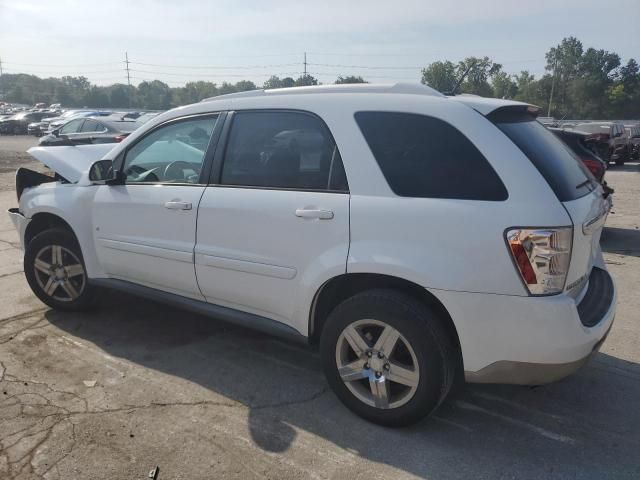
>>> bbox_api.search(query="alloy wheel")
[335,319,420,409]
[33,245,86,302]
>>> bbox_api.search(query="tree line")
[421,37,639,119]
[0,37,637,119]
[0,72,366,112]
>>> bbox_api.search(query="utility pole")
[547,54,558,117]
[303,52,307,76]
[125,52,132,108]
[0,57,4,100]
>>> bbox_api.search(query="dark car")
[0,111,58,135]
[573,122,629,165]
[549,128,611,197]
[38,117,139,146]
[624,124,640,160]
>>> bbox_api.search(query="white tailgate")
[562,188,610,296]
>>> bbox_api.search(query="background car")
[134,112,162,125]
[624,124,640,160]
[39,117,139,146]
[0,111,58,135]
[549,128,611,195]
[45,110,112,134]
[572,122,629,165]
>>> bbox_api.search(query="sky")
[1,0,639,87]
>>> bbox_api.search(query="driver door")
[92,114,222,299]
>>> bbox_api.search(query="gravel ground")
[0,134,639,479]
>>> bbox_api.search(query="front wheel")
[320,289,457,427]
[24,228,94,311]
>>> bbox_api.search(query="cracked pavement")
[0,136,639,479]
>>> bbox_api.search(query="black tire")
[24,228,95,311]
[320,289,457,427]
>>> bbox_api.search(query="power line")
[0,61,122,67]
[129,69,302,78]
[309,62,421,70]
[129,61,299,70]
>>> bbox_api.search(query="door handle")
[295,208,334,220]
[164,201,192,210]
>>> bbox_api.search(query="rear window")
[354,111,507,200]
[104,121,138,132]
[490,110,594,202]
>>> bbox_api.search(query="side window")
[355,111,507,200]
[122,115,218,184]
[59,119,84,134]
[80,119,101,132]
[220,111,348,191]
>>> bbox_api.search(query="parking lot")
[0,135,639,479]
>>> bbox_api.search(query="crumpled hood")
[27,144,116,183]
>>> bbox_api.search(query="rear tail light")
[506,227,572,295]
[581,158,604,179]
[114,134,128,142]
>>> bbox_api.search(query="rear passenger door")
[195,110,350,333]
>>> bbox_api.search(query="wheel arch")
[24,211,78,247]
[309,273,463,370]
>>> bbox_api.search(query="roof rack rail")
[201,82,444,102]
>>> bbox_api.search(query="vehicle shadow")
[601,226,640,258]
[45,293,640,479]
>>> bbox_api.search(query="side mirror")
[89,159,116,183]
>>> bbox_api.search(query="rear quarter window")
[490,110,593,202]
[354,111,508,200]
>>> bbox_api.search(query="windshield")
[490,110,595,202]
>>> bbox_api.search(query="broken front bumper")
[7,208,30,250]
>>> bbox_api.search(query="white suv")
[9,84,616,426]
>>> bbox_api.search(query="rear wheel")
[24,228,94,311]
[320,289,456,427]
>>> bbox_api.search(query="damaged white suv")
[9,84,616,426]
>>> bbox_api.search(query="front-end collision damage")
[15,143,117,201]
[16,168,59,201]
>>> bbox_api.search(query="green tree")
[457,57,502,96]
[234,80,257,92]
[295,74,318,86]
[335,75,367,84]
[108,84,131,108]
[263,75,284,89]
[421,60,457,92]
[491,71,517,99]
[82,86,110,108]
[136,80,172,109]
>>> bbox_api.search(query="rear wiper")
[576,179,594,190]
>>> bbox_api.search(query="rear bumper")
[435,266,617,385]
[7,208,30,250]
[465,321,613,384]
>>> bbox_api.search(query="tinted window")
[354,111,507,200]
[123,116,218,184]
[80,119,101,132]
[491,110,593,202]
[221,111,348,191]
[105,121,138,132]
[59,119,84,134]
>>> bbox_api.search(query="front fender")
[20,184,105,279]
